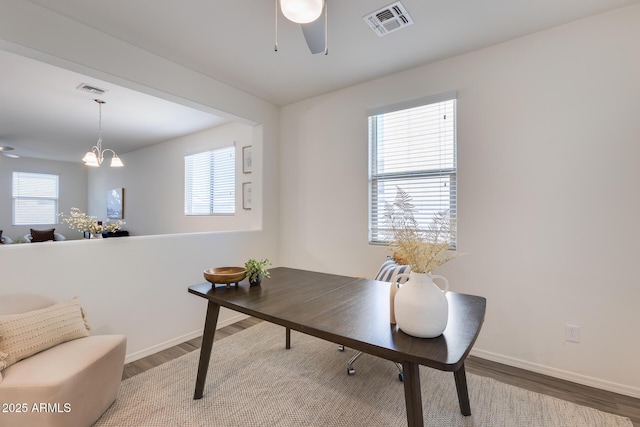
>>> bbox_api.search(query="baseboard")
[124,313,249,364]
[471,348,640,399]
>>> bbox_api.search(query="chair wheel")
[338,345,345,352]
[398,372,404,382]
[347,368,355,375]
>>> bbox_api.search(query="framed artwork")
[243,182,252,210]
[107,188,124,219]
[242,146,252,174]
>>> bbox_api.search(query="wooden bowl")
[204,267,247,288]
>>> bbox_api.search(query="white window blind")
[368,93,457,245]
[185,146,235,215]
[12,172,59,225]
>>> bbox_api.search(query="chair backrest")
[23,233,66,243]
[0,294,56,315]
[374,257,411,284]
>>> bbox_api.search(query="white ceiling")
[0,49,228,162]
[1,0,638,162]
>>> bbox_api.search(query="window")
[368,92,457,245]
[185,146,236,215]
[12,172,59,225]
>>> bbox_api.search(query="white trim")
[470,348,640,399]
[124,312,249,364]
[366,90,457,117]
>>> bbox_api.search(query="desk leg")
[193,301,220,400]
[454,363,471,416]
[285,327,291,349]
[402,361,424,427]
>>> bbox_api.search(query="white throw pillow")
[0,297,91,371]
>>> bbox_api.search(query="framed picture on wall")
[243,182,252,210]
[107,188,124,219]
[243,146,252,174]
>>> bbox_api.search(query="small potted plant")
[244,258,271,286]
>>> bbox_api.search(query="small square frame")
[243,182,252,210]
[242,146,252,174]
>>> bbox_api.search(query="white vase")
[90,233,103,239]
[394,271,449,338]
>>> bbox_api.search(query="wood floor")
[123,317,640,426]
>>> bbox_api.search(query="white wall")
[0,232,272,361]
[279,5,640,397]
[0,155,87,240]
[87,121,259,236]
[0,0,280,362]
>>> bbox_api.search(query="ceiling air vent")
[363,1,414,37]
[77,83,107,95]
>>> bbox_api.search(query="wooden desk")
[189,267,486,427]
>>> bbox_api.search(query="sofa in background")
[0,230,13,244]
[23,228,66,243]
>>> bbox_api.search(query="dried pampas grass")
[385,187,460,274]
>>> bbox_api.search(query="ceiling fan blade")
[301,2,326,54]
[0,145,19,158]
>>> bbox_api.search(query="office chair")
[338,257,411,381]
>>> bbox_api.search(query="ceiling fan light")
[280,0,323,23]
[110,156,124,167]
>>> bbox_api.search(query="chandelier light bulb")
[82,151,99,167]
[110,156,124,168]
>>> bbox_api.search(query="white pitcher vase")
[394,271,449,338]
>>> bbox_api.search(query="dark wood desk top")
[189,267,486,372]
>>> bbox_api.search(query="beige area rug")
[95,322,632,427]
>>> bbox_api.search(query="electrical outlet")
[565,324,581,343]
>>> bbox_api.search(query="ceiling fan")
[276,0,328,55]
[0,146,19,158]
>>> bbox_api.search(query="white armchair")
[0,294,126,427]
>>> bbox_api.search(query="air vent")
[363,1,414,37]
[77,83,107,95]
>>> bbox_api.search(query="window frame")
[12,171,60,226]
[367,91,457,246]
[184,145,236,216]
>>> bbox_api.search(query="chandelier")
[82,99,124,167]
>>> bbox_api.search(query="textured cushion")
[374,257,411,284]
[0,298,91,371]
[30,228,55,242]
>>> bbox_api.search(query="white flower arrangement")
[59,208,124,235]
[385,187,460,274]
